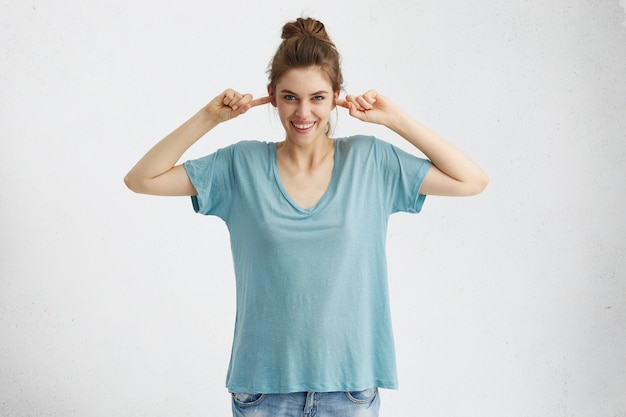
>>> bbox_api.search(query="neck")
[278,135,334,171]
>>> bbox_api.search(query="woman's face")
[270,66,339,146]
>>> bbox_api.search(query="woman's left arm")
[337,90,488,196]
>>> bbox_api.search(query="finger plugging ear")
[335,98,350,109]
[343,95,366,112]
[335,97,356,119]
[250,96,272,108]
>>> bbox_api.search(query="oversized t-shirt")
[183,135,432,394]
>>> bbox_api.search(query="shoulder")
[337,135,396,159]
[212,140,273,162]
[187,140,271,169]
[337,135,377,146]
[338,135,396,148]
[336,135,377,153]
[225,140,272,154]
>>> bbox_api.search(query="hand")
[203,89,271,123]
[336,90,401,127]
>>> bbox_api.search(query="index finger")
[335,98,350,109]
[250,96,272,108]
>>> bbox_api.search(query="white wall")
[1,1,625,416]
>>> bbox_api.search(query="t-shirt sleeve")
[374,138,432,214]
[183,146,234,218]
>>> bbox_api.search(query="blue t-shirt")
[184,135,431,394]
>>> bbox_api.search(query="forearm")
[124,109,217,188]
[387,111,488,194]
[124,89,269,196]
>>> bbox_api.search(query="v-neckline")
[271,139,340,214]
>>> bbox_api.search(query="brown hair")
[267,17,343,93]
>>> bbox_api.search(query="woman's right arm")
[124,90,270,196]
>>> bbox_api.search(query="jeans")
[231,388,380,417]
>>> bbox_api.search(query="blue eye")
[284,95,296,101]
[312,96,324,101]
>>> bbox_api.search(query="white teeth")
[293,122,314,130]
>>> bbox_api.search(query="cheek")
[276,103,294,117]
[314,105,333,119]
[275,106,288,121]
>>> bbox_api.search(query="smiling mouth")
[291,121,316,132]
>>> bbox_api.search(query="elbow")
[468,172,489,196]
[123,174,137,192]
[124,172,145,194]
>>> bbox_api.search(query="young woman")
[125,17,487,417]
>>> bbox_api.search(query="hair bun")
[281,17,334,46]
[268,16,343,94]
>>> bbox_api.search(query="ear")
[267,85,277,107]
[332,90,341,109]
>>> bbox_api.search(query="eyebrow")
[280,89,330,96]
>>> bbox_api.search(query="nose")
[295,100,311,117]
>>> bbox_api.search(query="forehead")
[276,66,333,93]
